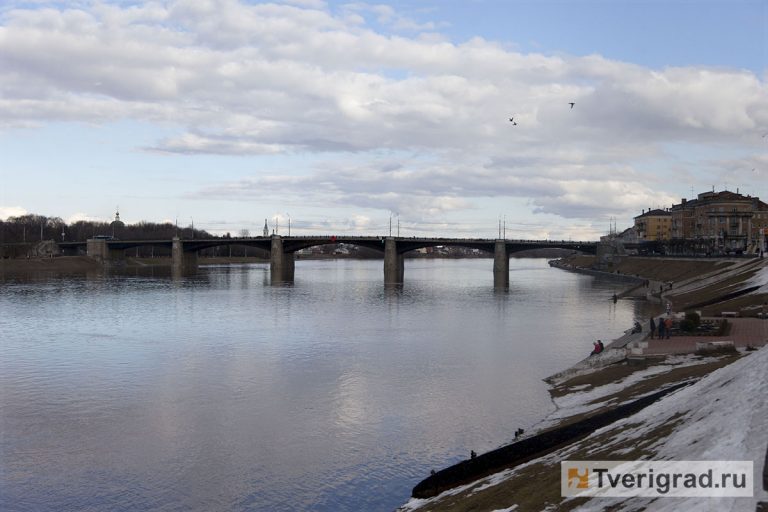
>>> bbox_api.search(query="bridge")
[64,236,597,287]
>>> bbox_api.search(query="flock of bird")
[509,102,574,125]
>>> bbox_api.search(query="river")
[0,258,653,511]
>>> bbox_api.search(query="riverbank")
[555,254,768,317]
[400,256,768,511]
[401,346,767,511]
[0,255,102,273]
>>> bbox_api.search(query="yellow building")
[667,190,767,254]
[633,208,672,241]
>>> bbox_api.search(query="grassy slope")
[566,256,768,316]
[403,355,743,512]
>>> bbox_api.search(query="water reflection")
[0,259,654,511]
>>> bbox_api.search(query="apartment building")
[668,190,768,254]
[633,208,672,241]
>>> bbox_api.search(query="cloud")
[190,153,678,222]
[0,206,28,220]
[341,2,437,32]
[0,1,765,230]
[66,212,108,224]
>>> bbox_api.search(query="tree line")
[0,214,213,243]
[0,214,282,258]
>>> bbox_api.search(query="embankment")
[411,381,691,499]
[0,256,102,273]
[554,255,768,316]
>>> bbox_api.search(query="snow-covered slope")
[570,346,768,511]
[401,347,768,511]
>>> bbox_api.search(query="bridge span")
[71,236,597,288]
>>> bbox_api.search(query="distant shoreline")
[0,251,574,273]
[0,255,102,273]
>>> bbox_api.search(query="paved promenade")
[643,318,768,355]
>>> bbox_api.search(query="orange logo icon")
[568,467,590,489]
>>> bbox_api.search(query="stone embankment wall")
[543,348,629,386]
[411,382,692,500]
[548,258,645,284]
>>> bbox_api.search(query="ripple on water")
[0,259,653,511]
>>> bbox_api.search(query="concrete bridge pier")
[87,238,125,267]
[172,237,198,273]
[384,237,404,285]
[493,239,509,289]
[270,235,295,283]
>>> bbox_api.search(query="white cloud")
[0,1,766,232]
[0,206,28,220]
[66,212,107,224]
[281,0,327,9]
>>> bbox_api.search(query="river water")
[0,258,652,511]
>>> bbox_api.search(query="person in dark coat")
[657,317,666,339]
[650,317,656,339]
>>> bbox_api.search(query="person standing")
[665,317,672,339]
[658,317,666,339]
[649,317,656,339]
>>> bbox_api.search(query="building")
[667,190,768,254]
[751,200,768,252]
[633,209,671,241]
[110,208,124,238]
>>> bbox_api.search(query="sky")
[1,0,766,240]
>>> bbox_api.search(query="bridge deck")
[61,236,596,253]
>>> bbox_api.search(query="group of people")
[589,339,605,356]
[649,316,673,339]
[590,301,675,356]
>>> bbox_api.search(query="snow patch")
[572,347,768,511]
[401,349,768,511]
[546,355,720,424]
